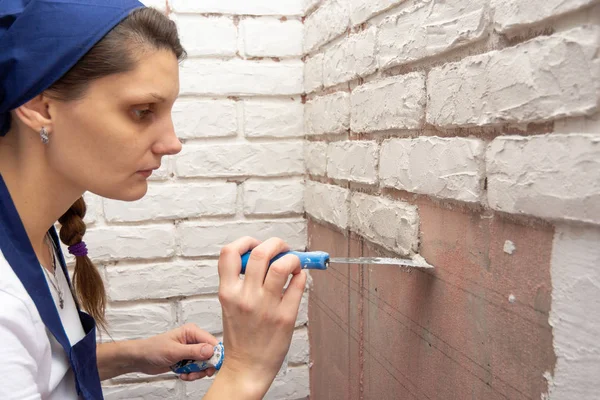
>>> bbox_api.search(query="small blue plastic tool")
[240,250,330,274]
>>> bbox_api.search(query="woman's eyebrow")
[150,93,167,102]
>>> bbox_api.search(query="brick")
[184,377,215,398]
[177,219,307,256]
[327,141,378,184]
[105,261,219,301]
[180,59,303,95]
[243,179,304,216]
[174,142,304,178]
[103,381,177,400]
[378,0,488,69]
[351,73,426,132]
[86,225,176,262]
[304,53,324,93]
[549,224,600,399]
[139,0,167,11]
[82,192,103,225]
[173,99,237,139]
[148,159,170,181]
[305,91,350,135]
[104,183,237,222]
[427,26,600,127]
[175,15,237,57]
[380,137,486,202]
[180,297,223,335]
[305,141,328,176]
[349,0,404,24]
[105,303,174,341]
[304,181,350,229]
[492,0,598,33]
[323,27,377,87]
[304,0,350,53]
[289,328,310,364]
[350,192,419,255]
[240,18,303,57]
[171,0,305,15]
[264,366,310,399]
[243,99,304,138]
[487,134,600,224]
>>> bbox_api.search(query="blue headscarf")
[0,0,145,136]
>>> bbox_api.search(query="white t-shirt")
[0,248,85,399]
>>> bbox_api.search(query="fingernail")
[200,345,213,358]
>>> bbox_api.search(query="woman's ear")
[13,94,53,133]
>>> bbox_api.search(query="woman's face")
[46,48,182,201]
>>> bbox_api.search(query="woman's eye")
[133,108,153,119]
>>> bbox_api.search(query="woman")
[0,1,307,399]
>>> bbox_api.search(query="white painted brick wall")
[380,137,486,202]
[327,140,378,184]
[304,141,328,176]
[243,179,305,215]
[350,192,419,256]
[240,18,304,57]
[304,53,324,93]
[301,1,600,399]
[180,59,303,96]
[174,142,305,177]
[487,134,600,224]
[243,99,304,138]
[172,0,305,16]
[351,73,426,132]
[174,15,237,57]
[101,1,310,397]
[323,26,377,87]
[103,183,237,222]
[172,99,237,139]
[305,91,350,135]
[427,26,600,127]
[177,220,307,257]
[304,181,350,229]
[492,0,598,33]
[378,0,488,69]
[304,0,350,53]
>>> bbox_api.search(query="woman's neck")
[0,126,84,256]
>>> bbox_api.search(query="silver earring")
[40,127,49,144]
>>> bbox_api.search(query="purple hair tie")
[68,241,88,257]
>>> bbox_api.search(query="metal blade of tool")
[328,256,433,269]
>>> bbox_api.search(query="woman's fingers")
[262,254,301,298]
[243,237,290,290]
[279,269,307,316]
[181,323,219,347]
[218,236,261,287]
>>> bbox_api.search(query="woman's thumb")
[178,343,214,361]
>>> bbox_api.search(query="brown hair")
[49,7,186,330]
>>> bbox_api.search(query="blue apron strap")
[0,176,71,352]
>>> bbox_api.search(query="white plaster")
[172,99,237,139]
[503,240,516,255]
[240,18,304,57]
[427,26,600,127]
[548,224,600,400]
[304,181,350,229]
[351,73,426,132]
[492,0,598,32]
[305,141,328,176]
[508,294,516,303]
[349,0,405,24]
[304,53,324,93]
[305,91,350,135]
[323,26,377,87]
[327,141,379,184]
[243,99,304,138]
[350,192,419,256]
[379,137,485,202]
[378,0,488,69]
[304,0,350,53]
[487,134,600,225]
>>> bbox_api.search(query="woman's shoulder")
[0,249,47,338]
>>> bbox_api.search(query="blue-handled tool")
[239,250,433,273]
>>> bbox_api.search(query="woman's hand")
[97,324,218,381]
[134,323,219,381]
[204,236,307,399]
